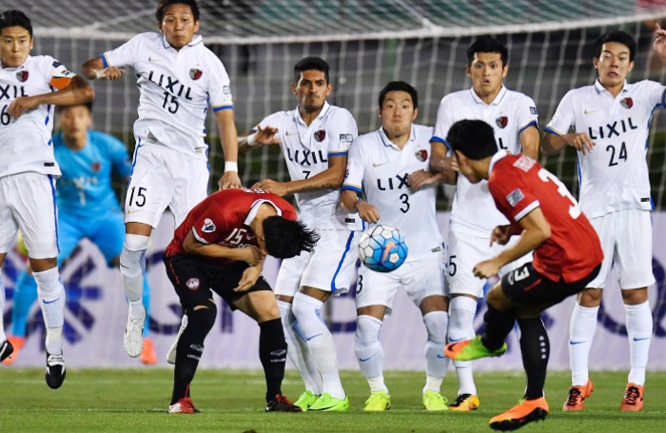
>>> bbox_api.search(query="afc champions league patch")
[189,68,203,80]
[314,130,326,142]
[16,70,29,82]
[506,188,525,207]
[496,115,508,129]
[201,218,216,233]
[185,278,200,290]
[415,148,428,162]
[620,97,633,109]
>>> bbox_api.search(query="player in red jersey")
[441,120,603,431]
[163,188,318,414]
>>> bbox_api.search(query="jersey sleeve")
[106,134,132,179]
[101,34,142,69]
[639,79,666,109]
[328,109,358,156]
[431,96,453,145]
[545,90,576,136]
[515,94,539,134]
[489,164,540,223]
[190,201,231,245]
[341,136,365,193]
[41,56,76,90]
[207,55,234,112]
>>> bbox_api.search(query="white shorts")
[0,172,59,259]
[355,251,445,314]
[274,229,359,297]
[587,209,654,289]
[446,231,531,297]
[126,143,209,228]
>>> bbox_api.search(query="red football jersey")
[165,188,297,263]
[488,152,603,283]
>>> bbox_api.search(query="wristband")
[246,133,258,147]
[224,161,238,172]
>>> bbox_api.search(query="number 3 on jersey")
[537,168,581,219]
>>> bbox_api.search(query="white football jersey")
[0,55,76,178]
[343,124,442,261]
[102,33,233,159]
[431,86,539,236]
[255,102,361,230]
[546,79,665,219]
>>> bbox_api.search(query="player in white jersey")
[81,0,242,359]
[239,57,360,412]
[0,9,94,387]
[543,29,666,412]
[429,37,540,411]
[341,81,450,412]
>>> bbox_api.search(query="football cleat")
[0,339,15,363]
[294,390,319,411]
[449,393,480,411]
[140,338,158,365]
[168,397,199,414]
[422,390,448,411]
[363,391,391,412]
[562,379,593,412]
[2,336,26,365]
[166,314,188,365]
[123,309,145,358]
[266,394,302,412]
[620,383,644,412]
[45,353,66,389]
[309,393,350,412]
[445,336,507,361]
[489,397,549,431]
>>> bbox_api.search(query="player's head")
[156,0,200,49]
[446,119,497,183]
[57,103,93,143]
[378,81,419,139]
[466,37,509,100]
[593,30,635,88]
[262,216,319,259]
[292,56,332,114]
[0,10,34,68]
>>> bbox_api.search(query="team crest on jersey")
[314,130,326,142]
[90,162,101,172]
[620,97,633,109]
[16,70,29,82]
[506,189,525,207]
[186,278,200,290]
[202,218,216,233]
[189,68,203,80]
[415,149,428,162]
[496,116,508,129]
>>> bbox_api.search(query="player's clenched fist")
[96,66,124,80]
[8,96,38,118]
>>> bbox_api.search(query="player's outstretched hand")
[97,66,124,80]
[355,201,380,224]
[252,179,288,196]
[237,245,266,266]
[654,23,666,62]
[234,265,262,292]
[8,96,40,119]
[219,171,242,190]
[408,170,441,190]
[255,125,281,146]
[490,225,512,246]
[473,258,500,279]
[564,132,594,155]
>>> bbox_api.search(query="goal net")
[3,0,666,370]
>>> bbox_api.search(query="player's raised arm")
[215,108,242,189]
[9,75,94,119]
[239,125,281,153]
[81,57,124,81]
[653,23,666,64]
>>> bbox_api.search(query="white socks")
[34,267,65,355]
[0,276,6,342]
[423,310,449,394]
[448,296,477,395]
[120,234,149,318]
[277,299,322,394]
[355,314,387,393]
[292,292,345,399]
[625,301,652,386]
[569,303,599,386]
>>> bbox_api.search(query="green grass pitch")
[0,369,664,432]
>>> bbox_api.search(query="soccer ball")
[358,225,408,272]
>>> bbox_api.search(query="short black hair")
[156,0,200,24]
[294,56,330,84]
[56,102,94,114]
[0,10,33,37]
[594,30,636,62]
[446,119,498,160]
[263,216,319,259]
[467,37,508,67]
[378,81,418,110]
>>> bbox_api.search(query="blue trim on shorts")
[48,175,60,253]
[330,231,355,293]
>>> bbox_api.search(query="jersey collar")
[378,124,416,150]
[470,85,507,106]
[293,101,330,125]
[488,149,509,176]
[593,79,629,95]
[244,199,282,226]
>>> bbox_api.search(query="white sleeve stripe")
[191,227,209,244]
[515,201,540,221]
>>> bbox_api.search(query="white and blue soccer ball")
[358,224,408,272]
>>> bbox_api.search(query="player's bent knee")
[120,234,149,276]
[190,302,217,334]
